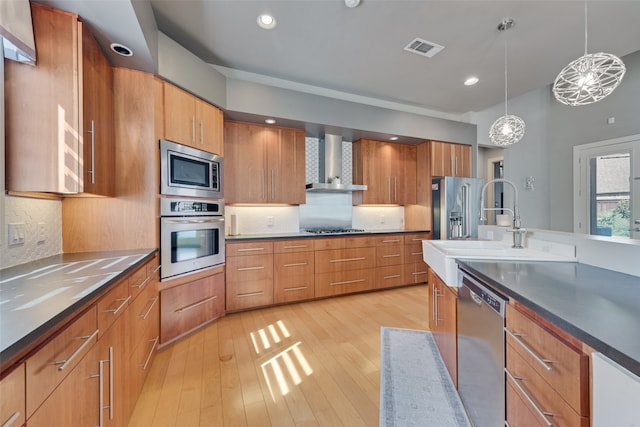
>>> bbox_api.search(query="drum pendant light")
[489,19,525,147]
[553,1,625,106]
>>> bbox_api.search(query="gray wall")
[472,49,640,232]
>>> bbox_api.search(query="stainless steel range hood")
[305,134,367,192]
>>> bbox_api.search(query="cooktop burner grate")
[304,228,366,234]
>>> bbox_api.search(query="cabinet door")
[195,98,224,155]
[454,144,472,177]
[81,22,115,196]
[226,254,274,311]
[430,141,453,177]
[398,144,417,204]
[435,281,458,387]
[224,122,268,203]
[99,310,130,427]
[163,82,197,147]
[353,140,405,204]
[0,364,25,427]
[269,127,306,204]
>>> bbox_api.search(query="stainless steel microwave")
[160,139,224,199]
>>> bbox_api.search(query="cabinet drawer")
[274,274,315,304]
[375,265,405,289]
[506,304,589,415]
[315,269,375,297]
[375,245,404,266]
[0,364,25,427]
[404,233,431,244]
[226,279,274,311]
[146,254,161,278]
[506,344,589,427]
[26,306,98,417]
[274,252,314,278]
[404,242,425,264]
[129,277,159,354]
[130,332,159,402]
[128,263,150,302]
[161,273,225,344]
[315,248,375,274]
[226,254,273,282]
[313,236,376,250]
[274,239,314,253]
[226,241,274,257]
[506,378,549,427]
[404,262,428,284]
[372,234,404,246]
[97,279,130,338]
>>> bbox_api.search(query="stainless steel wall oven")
[160,197,225,280]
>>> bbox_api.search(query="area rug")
[380,327,471,427]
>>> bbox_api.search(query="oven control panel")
[160,197,223,216]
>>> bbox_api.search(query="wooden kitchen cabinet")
[430,140,472,178]
[403,232,430,284]
[224,121,306,204]
[315,236,376,297]
[429,269,458,387]
[226,240,274,311]
[505,303,589,427]
[161,270,226,344]
[5,3,115,195]
[163,82,224,155]
[0,364,25,427]
[373,234,405,289]
[352,139,417,205]
[274,240,315,303]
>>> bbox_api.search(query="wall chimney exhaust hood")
[305,134,367,192]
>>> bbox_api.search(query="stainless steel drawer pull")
[383,274,401,279]
[175,295,218,313]
[505,368,554,426]
[237,266,265,271]
[382,239,401,243]
[2,411,21,427]
[132,276,150,289]
[283,245,308,249]
[153,264,162,273]
[330,278,365,286]
[329,257,366,263]
[141,337,159,370]
[105,296,131,315]
[504,327,554,371]
[411,252,422,256]
[54,328,99,371]
[284,286,308,292]
[237,247,266,252]
[141,297,159,320]
[412,271,427,275]
[383,254,401,258]
[237,291,265,298]
[284,262,308,267]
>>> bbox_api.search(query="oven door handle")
[162,218,225,224]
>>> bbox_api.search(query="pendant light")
[489,19,525,147]
[553,1,625,106]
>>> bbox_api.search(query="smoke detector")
[404,38,444,58]
[345,0,360,8]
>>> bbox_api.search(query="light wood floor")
[128,285,429,427]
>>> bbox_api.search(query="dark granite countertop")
[0,249,157,372]
[457,260,640,376]
[225,229,431,240]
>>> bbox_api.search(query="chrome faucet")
[479,178,526,248]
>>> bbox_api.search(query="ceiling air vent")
[404,38,444,58]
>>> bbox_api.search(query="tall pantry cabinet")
[5,3,115,195]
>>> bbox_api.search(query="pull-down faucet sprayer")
[480,179,526,248]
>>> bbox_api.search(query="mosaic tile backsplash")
[1,196,62,269]
[305,137,353,185]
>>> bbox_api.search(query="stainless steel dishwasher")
[457,269,508,427]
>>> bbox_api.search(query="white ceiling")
[37,0,640,117]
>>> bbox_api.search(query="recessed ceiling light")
[110,43,133,57]
[464,76,479,86]
[389,136,399,141]
[257,14,276,30]
[265,119,276,124]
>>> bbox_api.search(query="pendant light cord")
[584,0,588,55]
[504,38,508,116]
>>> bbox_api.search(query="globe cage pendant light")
[552,1,625,106]
[489,19,525,147]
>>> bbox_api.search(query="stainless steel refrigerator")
[432,176,484,240]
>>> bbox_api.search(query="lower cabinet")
[429,269,458,387]
[226,241,274,311]
[505,303,589,427]
[374,234,405,289]
[160,270,226,344]
[0,363,25,427]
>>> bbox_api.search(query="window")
[574,135,640,239]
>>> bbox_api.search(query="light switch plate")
[8,223,26,246]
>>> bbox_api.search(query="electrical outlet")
[379,214,385,224]
[266,216,275,227]
[37,222,46,243]
[8,223,26,246]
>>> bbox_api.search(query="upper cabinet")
[352,139,417,205]
[430,140,472,177]
[163,82,224,155]
[224,121,306,204]
[5,3,115,195]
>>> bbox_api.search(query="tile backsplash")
[1,196,62,269]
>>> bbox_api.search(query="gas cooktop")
[304,228,366,234]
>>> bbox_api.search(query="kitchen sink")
[423,238,577,287]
